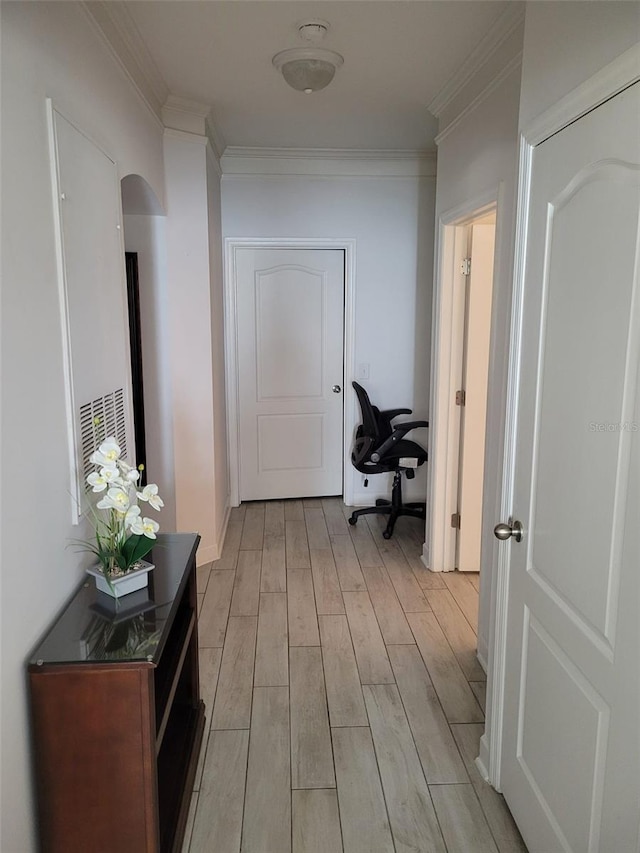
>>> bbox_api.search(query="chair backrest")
[351,381,389,470]
[352,381,380,442]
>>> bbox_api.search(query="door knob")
[494,519,524,543]
[332,385,342,393]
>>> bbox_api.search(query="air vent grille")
[79,389,128,482]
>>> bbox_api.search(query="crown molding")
[161,95,227,160]
[164,128,208,147]
[162,95,211,135]
[206,116,227,161]
[428,3,525,118]
[81,1,168,122]
[221,147,437,178]
[435,52,522,147]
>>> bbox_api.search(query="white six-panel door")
[236,248,345,501]
[501,83,640,853]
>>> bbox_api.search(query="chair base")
[348,471,426,539]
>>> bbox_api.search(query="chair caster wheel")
[348,516,357,526]
[382,530,392,540]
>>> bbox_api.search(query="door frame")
[427,189,500,575]
[483,42,640,792]
[224,237,357,507]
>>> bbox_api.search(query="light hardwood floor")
[185,498,527,853]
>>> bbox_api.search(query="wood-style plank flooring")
[185,499,527,853]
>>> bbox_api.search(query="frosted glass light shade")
[281,58,335,93]
[273,48,344,94]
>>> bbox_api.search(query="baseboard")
[349,489,389,507]
[421,542,444,573]
[217,500,231,555]
[476,644,488,674]
[476,733,491,783]
[196,501,231,567]
[196,542,218,567]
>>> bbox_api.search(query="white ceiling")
[122,0,516,151]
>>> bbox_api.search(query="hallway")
[186,499,526,852]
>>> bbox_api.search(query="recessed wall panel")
[518,613,609,853]
[256,267,324,400]
[531,166,640,641]
[258,414,323,472]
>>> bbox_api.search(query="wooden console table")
[29,533,204,853]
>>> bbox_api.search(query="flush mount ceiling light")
[273,22,343,94]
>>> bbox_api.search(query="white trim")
[523,42,640,147]
[164,94,212,119]
[435,53,523,147]
[221,147,437,178]
[163,128,208,148]
[206,140,223,179]
[206,116,227,162]
[47,100,81,525]
[427,190,499,573]
[484,49,640,793]
[79,1,166,129]
[428,4,525,117]
[224,238,357,507]
[485,134,530,791]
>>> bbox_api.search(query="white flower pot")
[86,560,154,599]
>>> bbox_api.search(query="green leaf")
[121,534,154,568]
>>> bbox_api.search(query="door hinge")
[455,389,466,406]
[460,257,471,276]
[451,512,461,530]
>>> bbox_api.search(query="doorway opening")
[427,200,497,586]
[125,251,147,486]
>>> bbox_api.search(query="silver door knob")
[494,519,524,542]
[332,385,342,393]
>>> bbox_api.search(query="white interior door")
[501,84,640,852]
[236,248,344,501]
[457,223,495,572]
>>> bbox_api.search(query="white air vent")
[79,389,128,482]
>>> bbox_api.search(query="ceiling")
[121,0,516,152]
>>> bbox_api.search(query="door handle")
[332,385,342,393]
[494,519,524,543]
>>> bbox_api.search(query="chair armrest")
[378,408,412,435]
[371,420,429,462]
[380,407,412,420]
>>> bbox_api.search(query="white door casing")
[234,247,345,501]
[426,192,500,574]
[500,83,640,853]
[457,223,496,572]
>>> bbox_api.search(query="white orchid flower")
[90,437,121,468]
[124,505,141,530]
[96,486,130,514]
[100,466,122,484]
[140,517,159,538]
[87,471,108,492]
[124,468,140,482]
[137,483,164,511]
[129,517,145,535]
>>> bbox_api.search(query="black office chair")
[349,381,428,539]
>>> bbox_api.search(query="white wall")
[519,1,640,131]
[207,151,231,544]
[0,3,165,850]
[432,27,523,669]
[221,170,436,504]
[164,131,220,564]
[122,214,177,532]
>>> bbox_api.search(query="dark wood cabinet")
[29,533,205,853]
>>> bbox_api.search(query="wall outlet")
[357,363,370,380]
